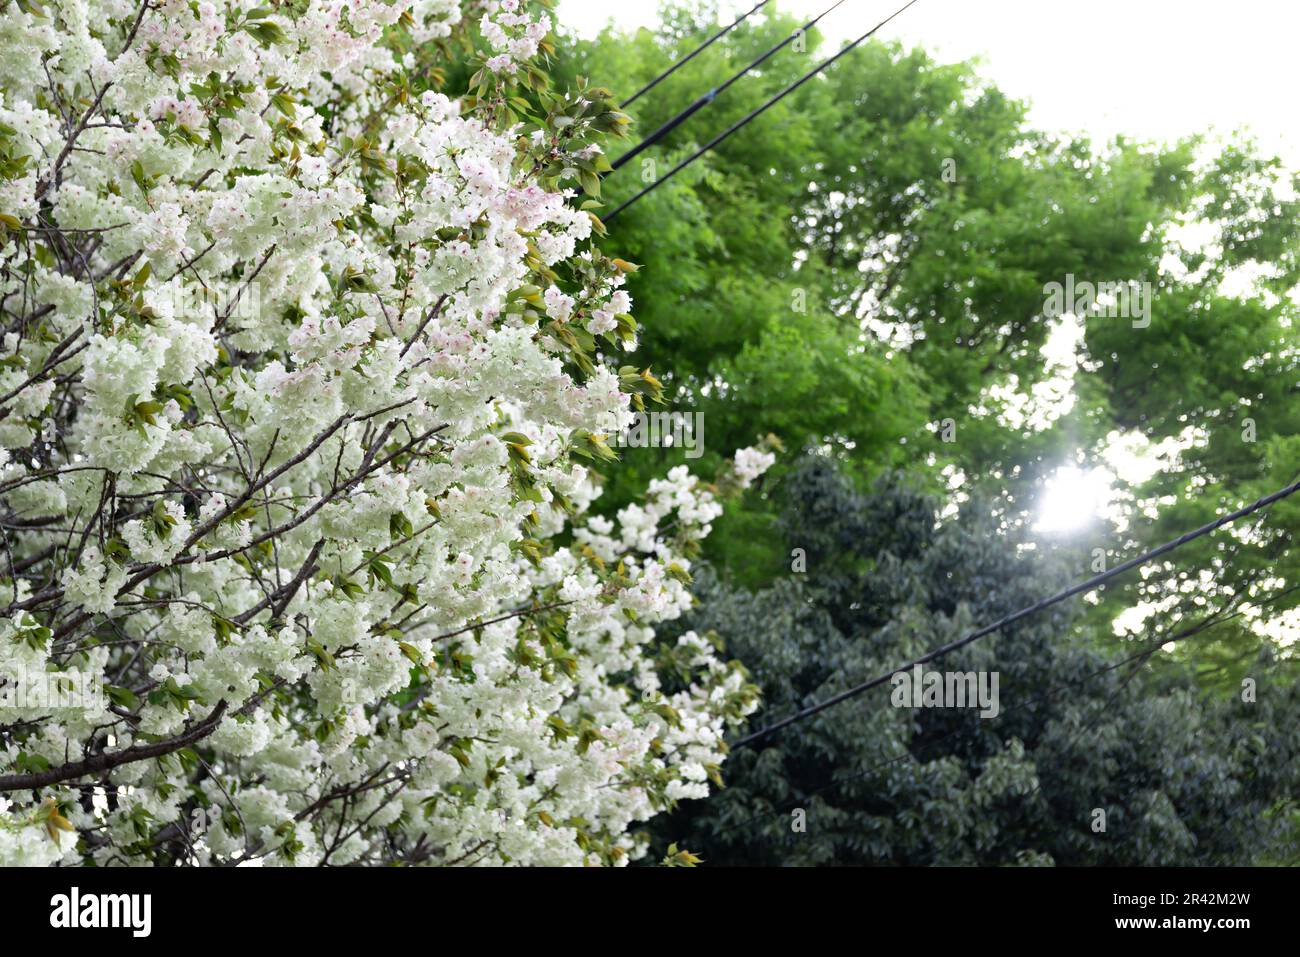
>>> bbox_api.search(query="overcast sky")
[556,0,1300,170]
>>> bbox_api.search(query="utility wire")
[612,0,852,172]
[731,472,1300,750]
[604,0,922,223]
[622,0,773,107]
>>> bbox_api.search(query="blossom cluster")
[480,0,550,74]
[0,0,768,866]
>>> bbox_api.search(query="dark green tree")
[650,457,1300,865]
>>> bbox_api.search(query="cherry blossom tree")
[0,0,772,866]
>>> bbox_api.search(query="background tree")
[557,2,1300,676]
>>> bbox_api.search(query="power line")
[622,0,773,108]
[731,472,1300,750]
[612,0,852,172]
[603,0,922,223]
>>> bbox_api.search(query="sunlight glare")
[1035,465,1112,533]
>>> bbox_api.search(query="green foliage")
[558,3,1300,664]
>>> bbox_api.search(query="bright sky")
[557,0,1300,170]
